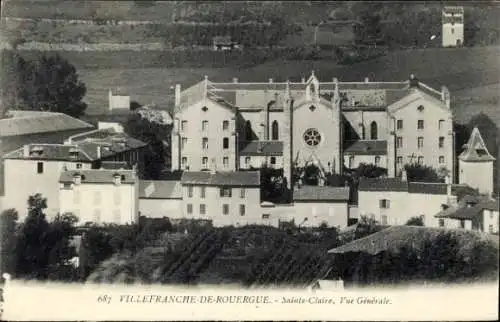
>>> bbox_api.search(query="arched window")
[245,121,253,141]
[370,121,378,140]
[271,121,279,140]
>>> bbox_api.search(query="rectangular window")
[396,136,403,149]
[438,119,445,130]
[489,225,493,233]
[439,136,445,148]
[396,119,403,130]
[460,220,465,229]
[223,204,229,215]
[239,204,246,216]
[202,137,209,150]
[114,190,121,205]
[188,186,193,198]
[223,157,229,168]
[202,157,208,168]
[381,215,388,225]
[113,209,121,224]
[418,156,424,165]
[223,120,229,131]
[181,157,188,168]
[396,156,403,165]
[200,204,206,215]
[187,204,193,214]
[374,156,380,166]
[262,214,270,219]
[417,120,424,129]
[37,162,44,174]
[451,28,455,34]
[220,187,232,197]
[93,209,101,224]
[202,120,208,131]
[76,163,83,169]
[417,136,424,149]
[181,137,188,150]
[223,137,229,149]
[181,120,188,132]
[439,219,445,227]
[348,156,354,168]
[379,199,390,209]
[200,186,206,199]
[439,156,445,164]
[94,191,102,205]
[270,157,276,165]
[245,157,251,166]
[240,188,246,198]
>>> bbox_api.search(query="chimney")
[401,169,408,182]
[23,145,30,157]
[441,86,451,109]
[233,77,238,83]
[445,175,452,196]
[96,146,102,159]
[333,77,338,83]
[113,173,121,185]
[364,77,369,83]
[409,74,419,87]
[108,89,113,110]
[269,78,273,84]
[301,77,305,84]
[73,173,82,185]
[174,84,181,108]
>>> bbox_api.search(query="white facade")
[343,154,387,169]
[358,189,449,226]
[139,199,182,219]
[239,155,284,169]
[2,158,91,219]
[59,172,139,225]
[483,208,500,234]
[442,7,464,47]
[459,160,494,196]
[108,90,130,111]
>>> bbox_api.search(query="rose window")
[303,128,322,147]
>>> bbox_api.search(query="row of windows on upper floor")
[181,137,232,150]
[180,155,278,170]
[186,186,247,199]
[395,136,447,149]
[394,155,447,165]
[396,119,447,131]
[180,120,281,141]
[69,190,123,206]
[186,203,246,216]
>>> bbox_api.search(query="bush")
[406,216,424,226]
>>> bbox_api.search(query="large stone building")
[171,72,455,188]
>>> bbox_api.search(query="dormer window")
[476,149,487,156]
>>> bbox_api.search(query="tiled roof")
[59,169,137,184]
[139,180,182,199]
[343,140,387,155]
[3,129,146,161]
[0,111,93,137]
[328,225,497,255]
[459,127,496,162]
[359,178,408,192]
[293,186,350,202]
[239,141,283,156]
[100,161,131,170]
[181,171,260,187]
[435,196,499,220]
[3,144,93,161]
[177,74,444,113]
[359,178,476,198]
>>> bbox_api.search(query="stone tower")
[458,127,496,195]
[442,6,464,47]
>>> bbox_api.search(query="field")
[72,46,500,122]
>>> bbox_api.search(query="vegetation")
[0,52,87,118]
[123,112,171,179]
[406,216,425,227]
[404,164,443,183]
[0,194,79,281]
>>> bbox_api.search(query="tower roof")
[459,127,496,162]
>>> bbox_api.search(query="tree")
[404,164,442,183]
[15,194,51,279]
[352,2,384,46]
[0,51,29,117]
[1,209,19,275]
[46,213,79,280]
[405,216,424,226]
[19,54,87,117]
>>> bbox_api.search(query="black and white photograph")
[0,1,498,320]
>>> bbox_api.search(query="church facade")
[171,72,454,189]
